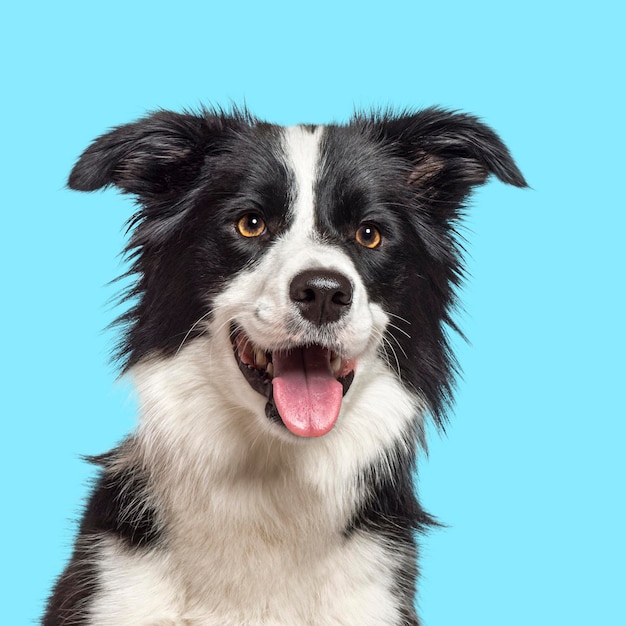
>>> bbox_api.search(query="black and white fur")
[44,107,526,625]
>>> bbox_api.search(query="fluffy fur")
[44,107,526,625]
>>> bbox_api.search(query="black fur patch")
[315,110,526,425]
[43,541,98,626]
[345,434,437,626]
[44,447,161,623]
[80,450,162,548]
[69,110,293,369]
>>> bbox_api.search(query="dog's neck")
[125,335,422,527]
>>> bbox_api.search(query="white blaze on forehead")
[282,125,325,235]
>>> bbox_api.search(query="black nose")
[289,269,353,325]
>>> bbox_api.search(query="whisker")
[175,309,214,355]
[386,312,413,327]
[381,335,402,379]
[175,299,269,356]
[386,322,412,340]
[386,330,410,361]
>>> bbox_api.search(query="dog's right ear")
[68,110,236,198]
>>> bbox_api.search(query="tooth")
[331,354,342,376]
[266,363,274,377]
[255,349,268,369]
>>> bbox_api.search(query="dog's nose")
[289,269,353,325]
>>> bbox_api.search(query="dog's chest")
[89,480,402,625]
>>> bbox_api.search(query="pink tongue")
[272,346,343,438]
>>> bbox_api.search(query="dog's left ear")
[376,108,527,205]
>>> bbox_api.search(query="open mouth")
[231,328,356,438]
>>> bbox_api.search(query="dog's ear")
[68,110,236,198]
[376,108,527,205]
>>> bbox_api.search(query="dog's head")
[69,107,526,440]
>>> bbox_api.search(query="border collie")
[44,107,526,625]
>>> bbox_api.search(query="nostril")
[332,290,352,307]
[301,288,316,303]
[289,269,353,326]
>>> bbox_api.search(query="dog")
[44,106,526,625]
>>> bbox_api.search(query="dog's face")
[69,108,525,442]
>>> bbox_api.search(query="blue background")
[2,1,624,623]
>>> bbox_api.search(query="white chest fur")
[89,518,400,625]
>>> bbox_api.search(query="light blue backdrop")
[3,1,624,624]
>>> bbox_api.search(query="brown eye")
[237,213,267,238]
[355,223,382,249]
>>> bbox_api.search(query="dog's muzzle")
[232,269,357,438]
